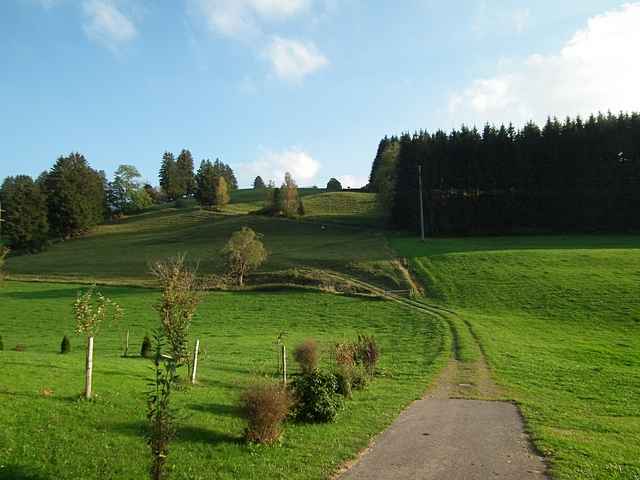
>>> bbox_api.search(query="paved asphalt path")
[339,398,548,480]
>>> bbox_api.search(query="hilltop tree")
[196,160,230,208]
[326,178,342,192]
[45,153,106,238]
[0,175,49,251]
[211,159,237,191]
[159,152,180,201]
[109,164,151,215]
[176,149,196,196]
[195,160,217,207]
[253,176,266,189]
[213,176,230,208]
[222,227,267,286]
[281,172,299,217]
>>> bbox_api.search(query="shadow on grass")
[1,286,146,301]
[111,421,241,446]
[0,466,48,480]
[188,402,241,417]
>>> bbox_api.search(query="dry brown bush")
[293,339,320,374]
[239,381,292,444]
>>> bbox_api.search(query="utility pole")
[0,201,5,244]
[417,165,425,241]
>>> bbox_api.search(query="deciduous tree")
[222,227,267,286]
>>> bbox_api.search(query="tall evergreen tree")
[253,176,266,189]
[195,160,217,207]
[176,149,195,196]
[159,152,180,200]
[372,111,640,234]
[45,153,106,238]
[326,178,342,191]
[0,175,49,251]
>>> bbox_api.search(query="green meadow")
[0,282,447,480]
[392,234,640,480]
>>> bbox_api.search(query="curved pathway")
[330,276,549,480]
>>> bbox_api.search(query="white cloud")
[449,3,640,126]
[264,36,328,81]
[240,148,320,185]
[193,0,309,39]
[336,175,367,189]
[82,0,137,51]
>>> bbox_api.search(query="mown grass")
[5,206,401,288]
[391,234,640,480]
[0,281,448,480]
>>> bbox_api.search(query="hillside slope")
[6,200,402,289]
[391,235,640,480]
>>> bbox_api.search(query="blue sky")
[1,0,638,188]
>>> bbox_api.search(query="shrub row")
[239,335,380,445]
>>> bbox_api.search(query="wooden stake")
[190,339,200,385]
[281,344,287,384]
[85,336,94,399]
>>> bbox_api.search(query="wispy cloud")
[82,0,137,52]
[239,147,320,185]
[193,0,309,39]
[263,36,328,81]
[191,0,328,82]
[449,2,640,126]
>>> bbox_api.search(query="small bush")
[141,335,153,358]
[60,335,71,354]
[334,364,368,398]
[292,371,342,423]
[293,339,320,374]
[354,335,379,376]
[14,344,26,352]
[239,381,292,444]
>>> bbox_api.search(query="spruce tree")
[45,153,106,238]
[176,149,195,196]
[195,160,217,207]
[253,176,266,189]
[326,178,342,192]
[159,152,179,201]
[0,175,49,251]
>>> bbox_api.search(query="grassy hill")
[5,193,400,289]
[391,234,640,480]
[223,188,380,227]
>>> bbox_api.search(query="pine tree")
[253,176,266,189]
[326,178,342,192]
[195,160,217,207]
[176,149,195,196]
[45,153,106,238]
[0,175,49,251]
[159,152,179,201]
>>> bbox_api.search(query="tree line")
[369,111,640,234]
[0,149,239,252]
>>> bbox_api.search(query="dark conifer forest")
[369,112,640,234]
